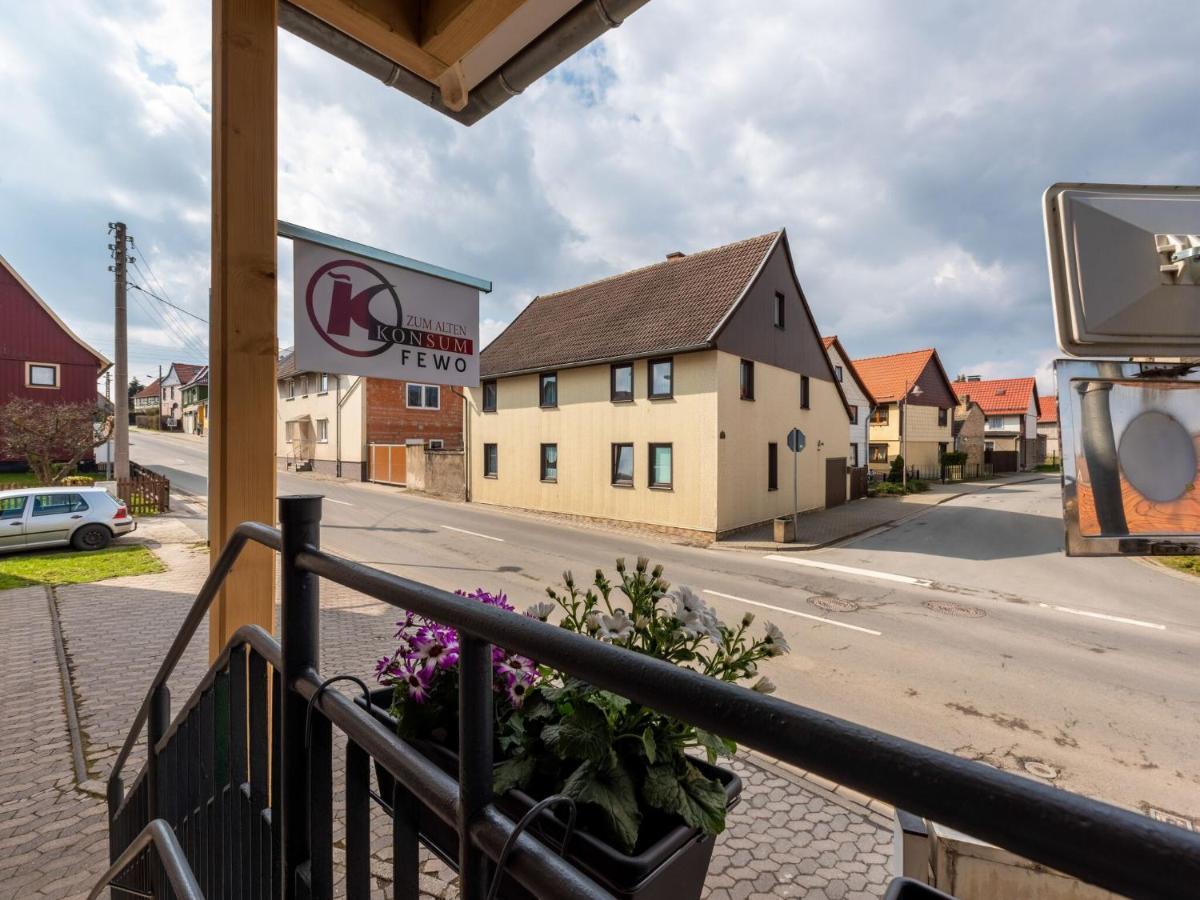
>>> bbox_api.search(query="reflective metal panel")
[1058,359,1200,555]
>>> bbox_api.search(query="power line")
[129,285,209,362]
[129,280,208,324]
[128,237,205,323]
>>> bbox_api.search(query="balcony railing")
[101,495,1200,898]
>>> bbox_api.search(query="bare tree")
[0,398,114,484]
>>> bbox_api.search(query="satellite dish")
[1043,183,1200,358]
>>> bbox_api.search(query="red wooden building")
[0,254,111,466]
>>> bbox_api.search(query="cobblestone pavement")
[2,516,894,898]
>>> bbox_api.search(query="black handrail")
[295,543,1200,899]
[88,818,203,900]
[107,521,281,793]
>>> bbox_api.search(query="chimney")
[665,251,686,261]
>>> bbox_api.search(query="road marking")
[764,555,933,587]
[325,498,353,506]
[703,590,882,636]
[1037,603,1166,631]
[442,525,504,543]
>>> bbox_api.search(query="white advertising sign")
[292,235,482,387]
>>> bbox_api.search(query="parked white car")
[0,487,136,553]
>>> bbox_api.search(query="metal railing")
[105,495,1200,899]
[89,819,202,900]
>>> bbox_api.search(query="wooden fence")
[0,462,171,515]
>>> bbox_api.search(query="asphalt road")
[130,429,1200,824]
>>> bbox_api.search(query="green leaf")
[541,701,611,763]
[641,728,657,765]
[561,753,642,853]
[642,761,727,836]
[493,754,538,795]
[694,728,736,763]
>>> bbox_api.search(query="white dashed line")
[325,498,353,506]
[703,590,883,636]
[764,555,933,587]
[1037,603,1166,631]
[442,525,505,543]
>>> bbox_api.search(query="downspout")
[451,386,470,502]
[278,0,651,127]
[337,377,363,480]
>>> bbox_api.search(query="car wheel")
[72,524,112,551]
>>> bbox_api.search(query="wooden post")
[209,0,278,660]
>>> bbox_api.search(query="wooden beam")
[209,0,278,661]
[290,0,448,83]
[420,0,526,66]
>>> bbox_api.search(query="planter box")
[774,516,796,543]
[360,687,741,900]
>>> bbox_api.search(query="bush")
[888,455,904,481]
[940,451,968,466]
[870,478,928,496]
[907,479,930,493]
[60,475,95,486]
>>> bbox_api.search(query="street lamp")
[902,382,923,490]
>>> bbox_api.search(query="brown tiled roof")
[481,232,781,378]
[821,335,876,406]
[134,378,161,400]
[952,377,1037,416]
[183,365,209,387]
[170,362,204,385]
[852,348,941,404]
[1038,395,1058,424]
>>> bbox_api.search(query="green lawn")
[0,544,164,591]
[0,471,46,488]
[1159,556,1200,578]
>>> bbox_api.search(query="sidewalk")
[0,512,897,898]
[714,473,1047,551]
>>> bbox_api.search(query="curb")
[742,750,895,827]
[707,474,1048,553]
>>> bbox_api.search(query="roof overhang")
[280,0,650,126]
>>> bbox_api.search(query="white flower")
[597,609,634,642]
[751,676,776,694]
[672,587,722,641]
[525,601,555,621]
[764,622,791,656]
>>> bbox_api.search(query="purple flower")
[505,678,531,707]
[495,654,536,681]
[401,665,434,703]
[411,628,459,670]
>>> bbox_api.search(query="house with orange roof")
[1038,395,1059,463]
[822,336,875,478]
[952,376,1041,470]
[852,348,957,474]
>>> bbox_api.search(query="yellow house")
[852,348,956,474]
[467,230,852,540]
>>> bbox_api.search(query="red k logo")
[306,259,402,357]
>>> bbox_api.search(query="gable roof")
[821,336,876,406]
[166,362,204,386]
[952,377,1038,417]
[0,253,111,370]
[1038,395,1058,424]
[481,232,781,378]
[183,365,209,388]
[134,378,161,400]
[851,348,953,404]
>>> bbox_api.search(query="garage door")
[370,443,407,486]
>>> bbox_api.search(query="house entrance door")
[825,457,847,508]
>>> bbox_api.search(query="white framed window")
[407,384,440,409]
[316,419,329,442]
[26,363,60,388]
[850,443,859,466]
[285,379,295,400]
[428,439,444,450]
[318,373,331,393]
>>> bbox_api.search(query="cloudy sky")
[2,1,1196,391]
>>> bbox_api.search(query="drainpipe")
[451,386,470,502]
[278,0,650,127]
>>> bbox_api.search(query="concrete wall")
[868,402,953,470]
[467,350,720,533]
[716,353,848,532]
[406,444,465,499]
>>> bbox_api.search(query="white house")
[160,362,204,430]
[821,336,875,470]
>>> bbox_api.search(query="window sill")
[483,474,498,479]
[741,396,755,402]
[26,384,60,390]
[647,395,673,402]
[610,398,634,404]
[767,487,778,492]
[482,408,497,414]
[611,482,634,489]
[317,391,329,396]
[649,484,673,491]
[539,405,558,410]
[540,478,558,484]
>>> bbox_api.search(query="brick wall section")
[365,378,464,449]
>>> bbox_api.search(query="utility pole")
[105,371,113,479]
[109,222,131,479]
